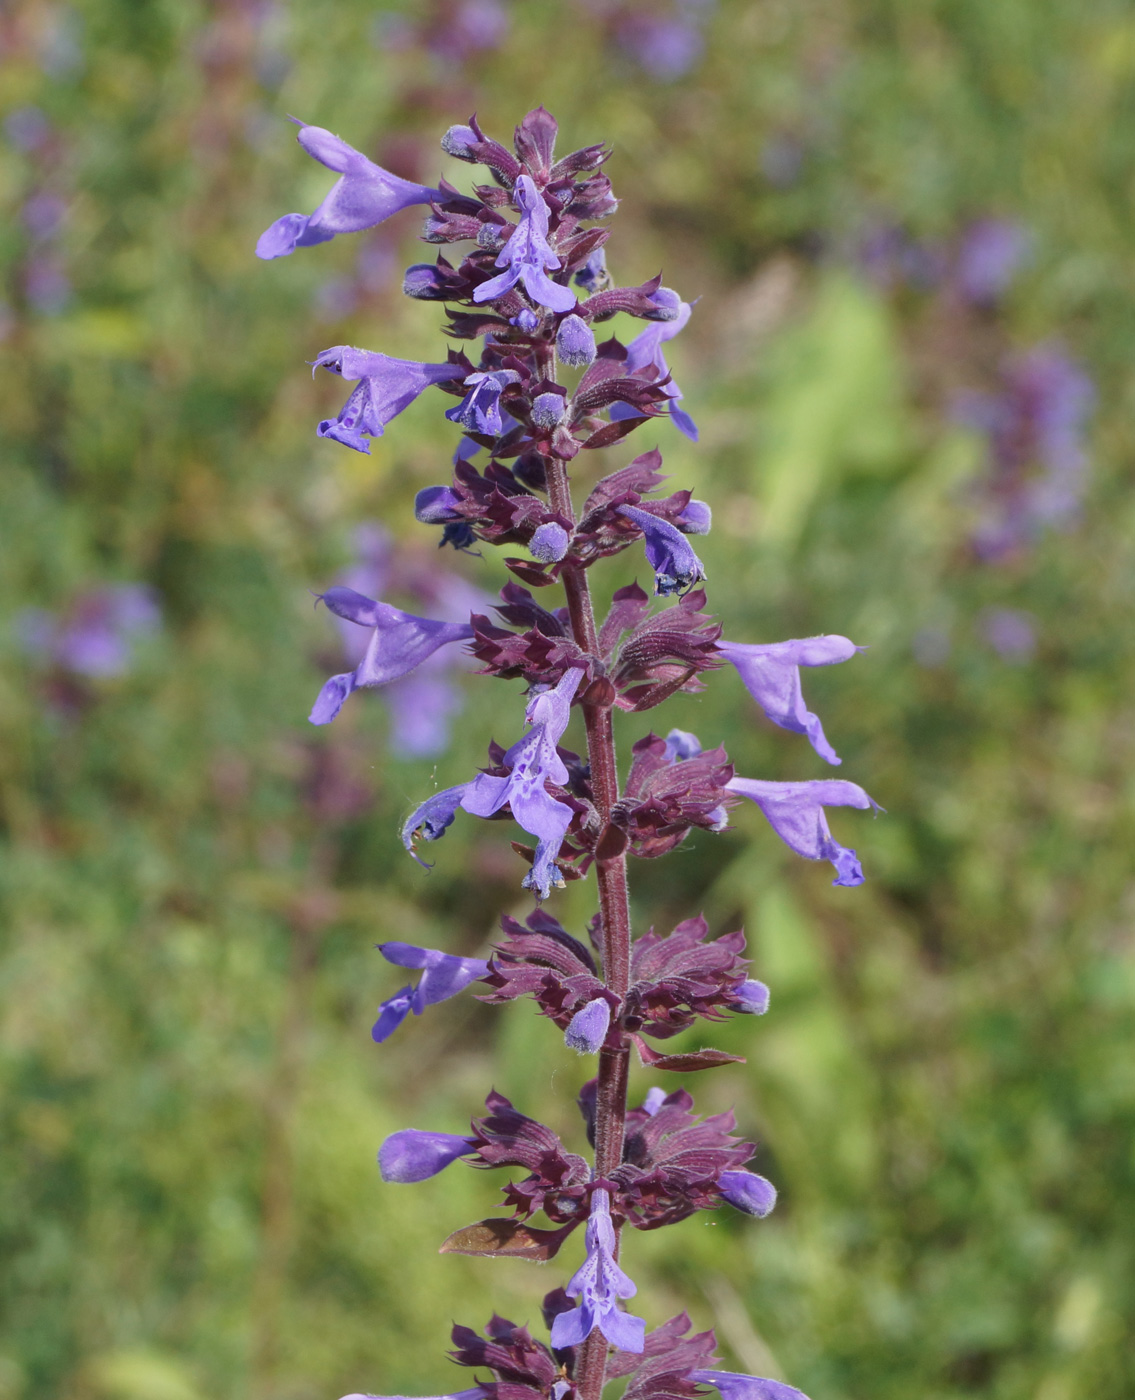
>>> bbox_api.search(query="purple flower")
[677,499,712,534]
[691,1373,811,1400]
[529,522,569,562]
[372,942,489,1042]
[309,586,473,725]
[980,607,1036,662]
[313,346,464,453]
[617,505,706,596]
[956,218,1029,307]
[472,175,576,313]
[445,370,520,435]
[622,298,698,441]
[718,1170,777,1218]
[549,1189,645,1353]
[19,584,161,678]
[716,635,862,765]
[256,122,440,260]
[4,106,52,153]
[618,15,705,81]
[564,997,611,1054]
[378,1129,474,1183]
[727,777,879,887]
[402,667,585,898]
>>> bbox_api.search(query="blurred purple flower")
[956,218,1029,306]
[617,14,704,81]
[427,0,510,61]
[18,585,161,678]
[963,345,1094,558]
[4,107,52,153]
[25,256,71,315]
[980,607,1036,662]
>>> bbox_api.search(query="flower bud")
[556,313,597,368]
[531,392,566,430]
[378,1128,473,1183]
[530,521,570,563]
[403,263,448,300]
[678,499,712,535]
[414,485,463,524]
[564,997,611,1054]
[440,124,479,160]
[477,221,505,251]
[643,286,682,322]
[511,308,541,333]
[731,979,770,1015]
[717,1169,778,1218]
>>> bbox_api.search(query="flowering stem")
[547,456,632,1400]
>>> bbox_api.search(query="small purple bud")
[378,1128,472,1183]
[476,222,505,251]
[718,1170,778,1217]
[511,308,541,333]
[415,485,464,524]
[731,979,770,1015]
[441,124,479,161]
[643,286,682,322]
[677,499,712,535]
[531,392,566,430]
[565,997,611,1054]
[530,522,570,563]
[556,313,597,367]
[403,263,448,300]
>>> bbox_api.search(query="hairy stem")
[546,456,633,1400]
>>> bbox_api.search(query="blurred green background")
[2,1,1134,1397]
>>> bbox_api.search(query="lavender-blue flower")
[256,122,440,260]
[617,505,706,595]
[378,1128,474,1183]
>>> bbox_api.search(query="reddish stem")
[546,457,633,1400]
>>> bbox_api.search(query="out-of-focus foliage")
[1,1,1133,1398]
